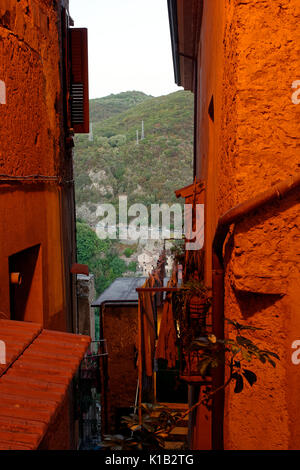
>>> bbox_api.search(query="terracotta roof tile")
[0,440,34,450]
[0,415,46,435]
[0,321,42,376]
[0,320,91,450]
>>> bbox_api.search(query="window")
[69,28,89,133]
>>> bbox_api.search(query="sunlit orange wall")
[195,0,300,450]
[0,0,73,331]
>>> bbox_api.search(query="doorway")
[155,357,188,404]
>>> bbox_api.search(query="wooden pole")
[137,293,143,425]
[136,287,180,293]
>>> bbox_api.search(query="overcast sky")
[69,0,182,99]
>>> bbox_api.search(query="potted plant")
[173,278,212,383]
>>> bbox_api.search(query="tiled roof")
[0,320,90,450]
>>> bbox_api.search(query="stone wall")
[0,0,75,331]
[77,274,96,339]
[0,0,79,450]
[196,0,300,450]
[102,305,138,433]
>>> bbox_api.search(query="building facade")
[92,277,147,434]
[169,0,300,450]
[0,0,90,450]
[0,0,78,330]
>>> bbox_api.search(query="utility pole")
[136,129,139,145]
[88,122,93,142]
[141,120,145,140]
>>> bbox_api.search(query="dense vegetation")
[74,90,194,295]
[76,221,128,294]
[74,90,194,212]
[89,91,152,123]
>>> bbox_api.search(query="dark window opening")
[208,95,214,122]
[156,358,188,404]
[9,244,43,323]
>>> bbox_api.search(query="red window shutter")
[70,28,89,134]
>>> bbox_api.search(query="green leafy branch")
[101,403,183,450]
[190,318,279,391]
[101,319,279,450]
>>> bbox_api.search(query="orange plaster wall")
[191,387,211,450]
[0,0,64,176]
[195,0,300,450]
[0,186,67,330]
[0,0,72,332]
[195,0,227,287]
[192,0,226,449]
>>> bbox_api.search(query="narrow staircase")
[154,403,189,450]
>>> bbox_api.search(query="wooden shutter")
[70,28,89,133]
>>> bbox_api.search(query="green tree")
[76,221,127,296]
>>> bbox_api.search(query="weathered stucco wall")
[197,0,300,450]
[77,274,96,339]
[0,186,67,330]
[0,0,64,175]
[0,0,74,331]
[103,305,138,432]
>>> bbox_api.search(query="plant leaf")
[261,350,280,360]
[266,357,276,368]
[258,354,266,364]
[232,372,244,393]
[238,325,264,331]
[225,318,263,332]
[242,369,257,386]
[241,349,252,362]
[198,357,212,376]
[236,335,255,348]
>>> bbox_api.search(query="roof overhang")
[175,181,205,199]
[91,277,147,308]
[168,0,203,91]
[0,320,90,450]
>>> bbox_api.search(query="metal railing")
[78,340,107,449]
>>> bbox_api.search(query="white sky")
[69,0,183,99]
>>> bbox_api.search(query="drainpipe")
[167,0,181,86]
[211,172,300,450]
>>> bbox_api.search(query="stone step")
[154,403,189,418]
[151,403,189,436]
[158,402,188,411]
[164,426,188,443]
[164,441,186,450]
[169,426,188,437]
[151,411,188,424]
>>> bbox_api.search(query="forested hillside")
[74,90,194,294]
[74,90,194,225]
